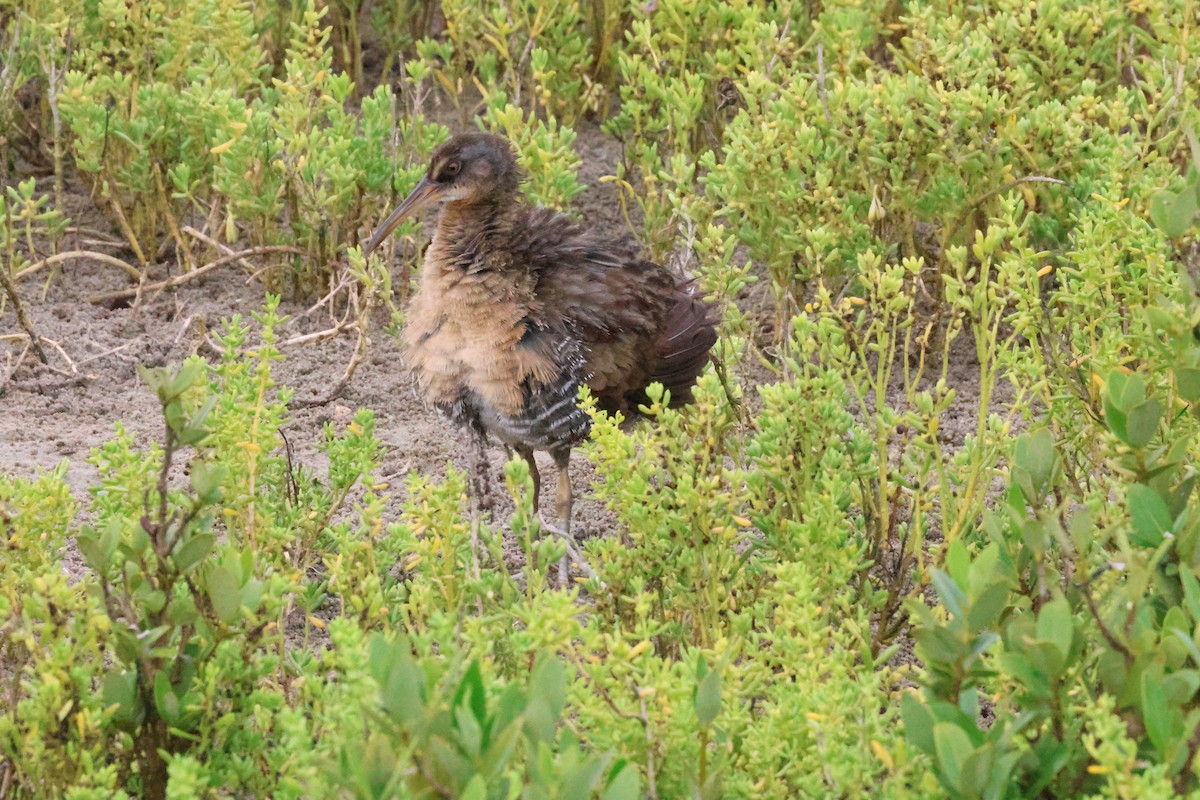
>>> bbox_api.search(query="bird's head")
[363,133,520,255]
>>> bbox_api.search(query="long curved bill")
[362,177,439,256]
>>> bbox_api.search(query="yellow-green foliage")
[4,0,1200,798]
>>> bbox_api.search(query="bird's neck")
[429,196,520,274]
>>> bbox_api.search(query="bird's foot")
[536,513,602,589]
[470,472,497,515]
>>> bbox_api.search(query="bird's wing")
[514,206,718,411]
[518,207,672,343]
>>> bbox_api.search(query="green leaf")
[967,582,1011,633]
[1187,127,1200,173]
[460,774,487,800]
[1176,368,1200,404]
[958,746,993,797]
[1128,484,1173,547]
[478,720,521,778]
[563,755,610,800]
[140,589,167,614]
[1171,628,1200,669]
[453,661,487,728]
[1125,399,1162,449]
[78,520,120,573]
[695,667,721,728]
[173,532,214,573]
[103,670,141,725]
[1104,373,1134,443]
[1168,475,1197,519]
[364,734,397,797]
[530,654,567,720]
[207,566,241,624]
[1182,569,1200,620]
[189,462,225,503]
[1021,518,1050,558]
[454,703,483,760]
[77,530,108,573]
[916,626,968,664]
[240,578,264,616]
[429,737,473,787]
[931,569,967,620]
[1013,428,1056,498]
[1141,670,1178,755]
[190,395,218,433]
[381,659,425,723]
[1035,596,1074,662]
[602,762,640,800]
[901,693,936,754]
[1162,670,1200,707]
[1150,186,1199,238]
[1024,640,1067,681]
[166,592,198,627]
[153,671,180,725]
[1104,402,1129,444]
[138,364,168,395]
[945,539,970,587]
[368,634,398,685]
[1117,372,1147,411]
[933,722,974,791]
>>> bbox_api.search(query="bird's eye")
[443,161,461,178]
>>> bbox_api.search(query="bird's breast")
[402,256,547,421]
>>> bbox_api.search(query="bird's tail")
[646,289,718,408]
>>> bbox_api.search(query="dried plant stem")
[816,41,832,124]
[283,269,355,328]
[17,250,144,282]
[85,245,304,304]
[281,321,357,348]
[64,226,125,246]
[154,166,195,269]
[182,226,258,275]
[0,340,31,396]
[292,262,380,407]
[104,190,149,267]
[38,48,66,222]
[0,267,47,363]
[0,332,77,374]
[293,318,368,408]
[76,341,136,367]
[537,515,601,585]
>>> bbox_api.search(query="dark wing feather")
[515,207,672,340]
[513,206,717,414]
[647,289,718,406]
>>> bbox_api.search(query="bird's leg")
[467,422,495,514]
[553,449,573,588]
[533,452,604,589]
[465,422,494,583]
[513,444,541,513]
[553,449,573,537]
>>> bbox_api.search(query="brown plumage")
[363,133,717,574]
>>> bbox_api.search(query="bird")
[362,132,717,580]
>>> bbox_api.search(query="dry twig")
[85,245,304,304]
[16,250,144,282]
[0,266,47,363]
[182,226,263,276]
[281,321,358,348]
